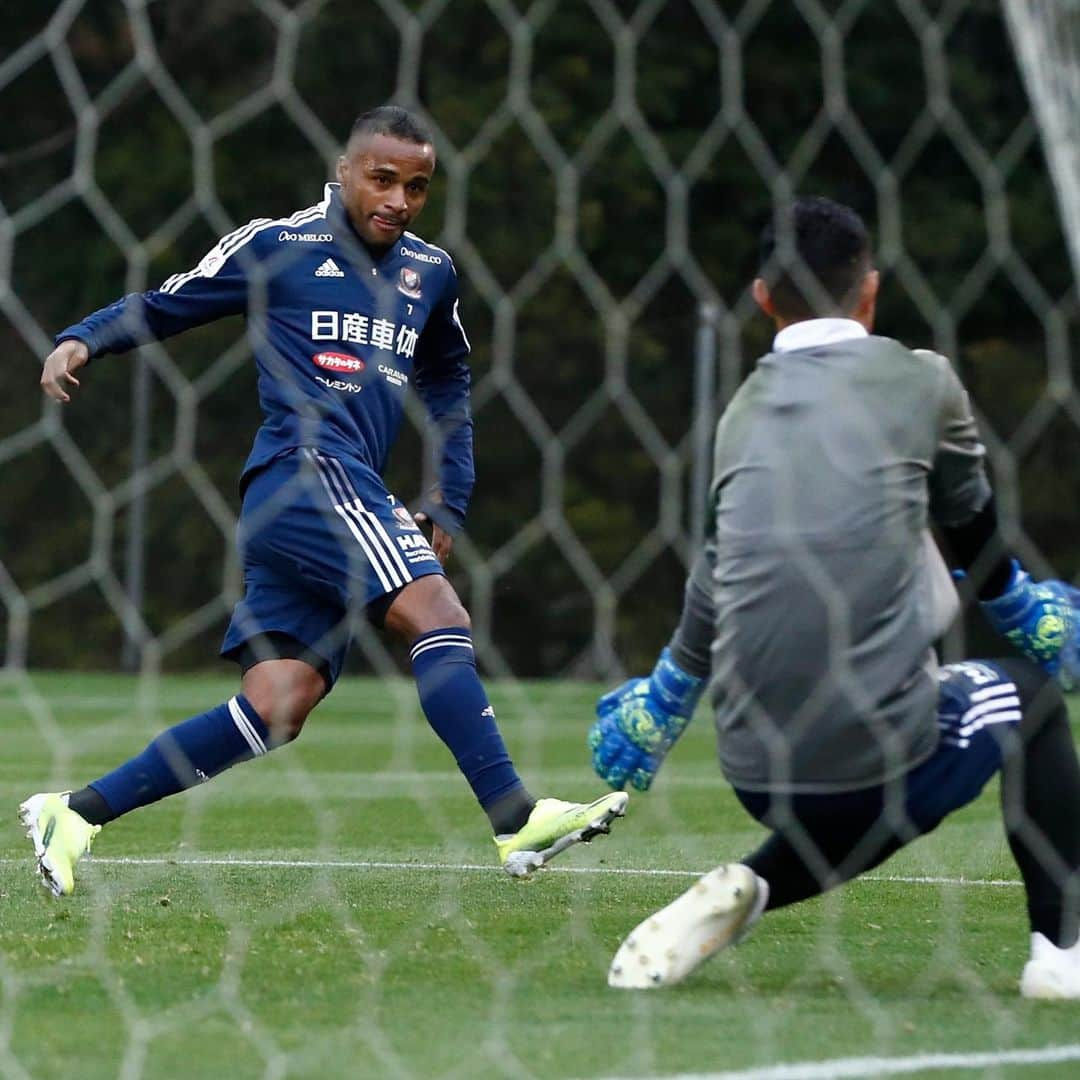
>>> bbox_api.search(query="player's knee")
[262,699,312,745]
[383,576,471,640]
[241,660,325,746]
[432,593,470,630]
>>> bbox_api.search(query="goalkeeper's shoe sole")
[1021,961,1080,999]
[18,792,100,897]
[1020,934,1080,1000]
[496,792,629,878]
[608,863,768,988]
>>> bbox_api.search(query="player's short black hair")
[759,196,872,320]
[348,105,433,148]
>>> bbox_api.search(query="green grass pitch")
[1,671,1078,1079]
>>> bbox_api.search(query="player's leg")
[300,449,533,829]
[19,453,345,896]
[735,787,906,908]
[608,785,891,988]
[610,660,1018,987]
[299,449,627,875]
[613,658,1080,991]
[18,655,326,897]
[382,573,627,875]
[739,658,1078,918]
[989,659,1080,998]
[382,574,529,831]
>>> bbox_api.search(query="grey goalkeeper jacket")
[710,324,990,793]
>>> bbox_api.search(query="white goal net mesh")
[1004,0,1080,289]
[1,1,1079,1077]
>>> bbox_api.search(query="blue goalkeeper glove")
[980,560,1080,691]
[587,648,707,791]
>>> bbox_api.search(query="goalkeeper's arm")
[588,542,713,791]
[941,496,1080,689]
[929,352,1079,687]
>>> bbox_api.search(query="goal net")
[1,1,1078,1077]
[1004,0,1080,289]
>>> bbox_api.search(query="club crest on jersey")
[398,266,422,299]
[312,351,365,374]
[392,505,420,531]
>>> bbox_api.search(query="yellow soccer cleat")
[608,863,768,988]
[18,792,101,897]
[495,791,629,878]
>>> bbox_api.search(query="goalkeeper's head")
[753,196,879,331]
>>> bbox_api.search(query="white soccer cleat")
[18,792,101,897]
[1020,932,1080,1000]
[608,862,768,989]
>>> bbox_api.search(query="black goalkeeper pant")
[734,658,1080,948]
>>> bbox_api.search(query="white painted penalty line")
[592,1044,1080,1080]
[0,854,1024,887]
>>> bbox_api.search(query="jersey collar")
[772,318,868,353]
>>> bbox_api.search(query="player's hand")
[41,339,90,403]
[980,561,1080,691]
[414,512,453,565]
[589,678,672,791]
[587,648,706,791]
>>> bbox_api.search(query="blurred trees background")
[0,0,1076,676]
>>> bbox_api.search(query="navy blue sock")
[409,627,528,823]
[82,695,271,821]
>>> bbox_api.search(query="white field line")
[590,1044,1080,1080]
[3,854,1058,1077]
[0,853,1024,886]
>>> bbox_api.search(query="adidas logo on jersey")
[315,258,344,278]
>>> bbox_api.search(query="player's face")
[336,134,436,251]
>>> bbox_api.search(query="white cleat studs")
[503,851,544,878]
[607,863,767,989]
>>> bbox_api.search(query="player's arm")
[925,356,1007,591]
[928,355,1080,687]
[411,262,474,564]
[42,231,251,402]
[588,395,753,791]
[588,540,713,791]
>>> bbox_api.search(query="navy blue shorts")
[903,659,1023,827]
[220,448,444,687]
[736,659,1023,834]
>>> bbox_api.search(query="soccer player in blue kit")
[21,105,626,895]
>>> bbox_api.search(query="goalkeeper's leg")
[992,659,1080,998]
[611,658,1080,990]
[744,661,1080,931]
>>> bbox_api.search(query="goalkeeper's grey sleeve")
[667,538,715,679]
[921,350,992,526]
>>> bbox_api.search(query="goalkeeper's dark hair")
[759,196,872,320]
[348,105,433,148]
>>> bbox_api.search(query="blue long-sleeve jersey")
[57,183,475,532]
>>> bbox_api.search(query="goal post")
[1003,0,1080,291]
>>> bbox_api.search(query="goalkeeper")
[592,196,1080,999]
[20,105,627,897]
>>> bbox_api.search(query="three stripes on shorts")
[303,448,415,592]
[938,680,1021,749]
